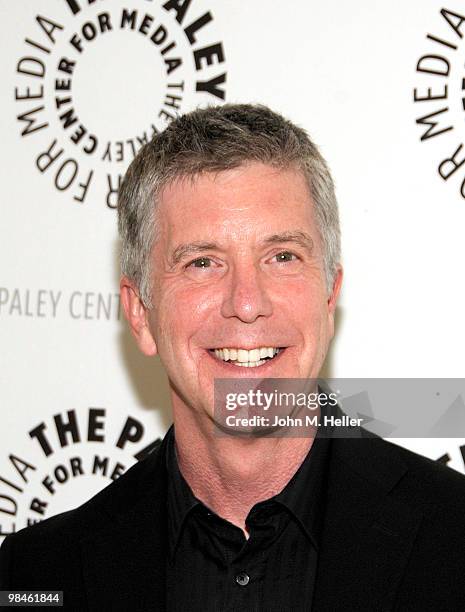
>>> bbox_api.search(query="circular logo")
[0,407,161,540]
[413,8,465,199]
[14,0,228,208]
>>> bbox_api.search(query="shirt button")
[235,572,250,586]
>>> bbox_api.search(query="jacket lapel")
[313,437,423,612]
[80,441,168,612]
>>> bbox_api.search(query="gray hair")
[118,104,340,308]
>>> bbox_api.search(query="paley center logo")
[0,407,161,541]
[413,7,465,198]
[14,0,227,208]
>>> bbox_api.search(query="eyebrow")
[169,231,314,267]
[263,231,314,254]
[169,242,219,267]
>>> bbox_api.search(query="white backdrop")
[1,0,465,539]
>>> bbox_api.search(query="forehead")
[156,162,317,244]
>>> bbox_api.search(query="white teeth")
[249,349,260,362]
[212,346,281,366]
[237,349,249,363]
[235,359,267,367]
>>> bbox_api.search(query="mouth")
[208,346,284,368]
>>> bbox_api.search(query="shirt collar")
[166,426,331,557]
[272,434,331,549]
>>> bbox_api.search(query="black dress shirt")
[165,428,331,612]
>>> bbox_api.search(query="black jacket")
[1,430,465,611]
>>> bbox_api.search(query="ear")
[120,276,158,356]
[327,265,343,337]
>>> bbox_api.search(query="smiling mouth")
[209,347,283,368]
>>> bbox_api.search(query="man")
[1,104,465,611]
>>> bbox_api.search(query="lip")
[207,344,285,351]
[206,347,287,377]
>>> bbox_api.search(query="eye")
[188,257,213,269]
[273,251,297,263]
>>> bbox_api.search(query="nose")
[220,262,273,323]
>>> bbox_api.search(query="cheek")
[288,288,331,360]
[154,284,218,350]
[279,279,327,321]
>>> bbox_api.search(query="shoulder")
[377,437,465,489]
[18,440,162,536]
[336,433,465,509]
[0,441,165,587]
[385,438,465,510]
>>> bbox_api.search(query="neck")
[172,404,314,533]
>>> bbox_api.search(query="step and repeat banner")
[1,0,465,539]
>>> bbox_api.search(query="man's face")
[124,162,342,423]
